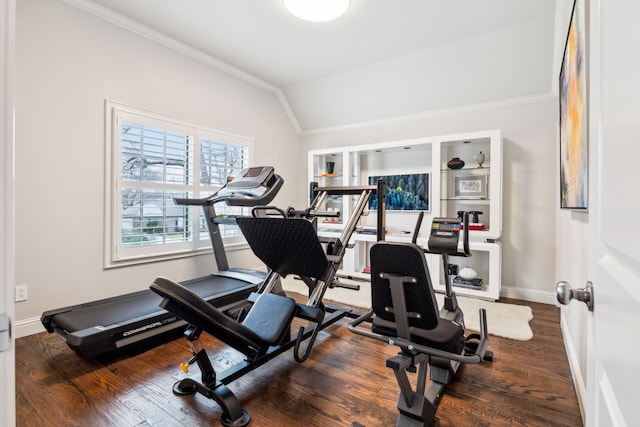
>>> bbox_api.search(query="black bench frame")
[150,182,386,426]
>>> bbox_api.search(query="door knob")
[556,281,594,311]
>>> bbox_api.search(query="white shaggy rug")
[436,294,534,341]
[281,277,534,341]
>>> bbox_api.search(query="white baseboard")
[15,316,46,339]
[560,309,587,422]
[500,285,557,305]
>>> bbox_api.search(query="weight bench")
[151,277,296,426]
[150,216,353,426]
[349,241,490,426]
[150,184,384,426]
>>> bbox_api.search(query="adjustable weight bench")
[150,183,385,426]
[349,241,491,426]
[149,218,337,427]
[150,277,297,426]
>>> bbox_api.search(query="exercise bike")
[349,212,493,426]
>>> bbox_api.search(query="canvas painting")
[559,0,588,210]
[368,173,430,211]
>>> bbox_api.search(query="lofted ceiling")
[75,0,560,132]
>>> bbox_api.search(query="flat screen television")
[368,173,430,211]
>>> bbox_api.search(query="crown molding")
[300,91,556,136]
[60,0,302,134]
[59,0,554,138]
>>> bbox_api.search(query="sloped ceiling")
[69,0,560,132]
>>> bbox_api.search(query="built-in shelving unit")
[436,131,502,242]
[308,130,502,300]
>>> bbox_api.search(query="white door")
[1,0,16,426]
[585,0,640,424]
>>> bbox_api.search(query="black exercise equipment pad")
[236,217,329,279]
[370,242,465,354]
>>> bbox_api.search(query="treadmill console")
[226,166,274,189]
[215,166,284,207]
[216,166,277,201]
[174,166,282,207]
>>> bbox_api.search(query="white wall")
[285,15,555,131]
[14,0,302,334]
[302,97,559,303]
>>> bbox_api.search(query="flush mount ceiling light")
[284,0,350,22]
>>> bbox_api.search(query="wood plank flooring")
[16,296,582,426]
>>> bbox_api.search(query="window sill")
[104,241,251,269]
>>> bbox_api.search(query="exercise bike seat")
[370,241,465,355]
[150,277,296,359]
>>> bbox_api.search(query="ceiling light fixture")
[284,0,350,22]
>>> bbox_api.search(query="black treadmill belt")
[52,275,252,332]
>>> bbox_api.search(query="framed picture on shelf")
[453,174,487,199]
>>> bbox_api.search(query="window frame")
[104,100,253,268]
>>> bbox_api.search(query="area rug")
[282,277,533,341]
[436,294,534,341]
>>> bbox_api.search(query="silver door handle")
[556,281,594,311]
[0,313,10,352]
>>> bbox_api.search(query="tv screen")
[368,173,430,211]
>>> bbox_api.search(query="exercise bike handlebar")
[411,211,425,244]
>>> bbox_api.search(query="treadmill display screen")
[226,166,274,189]
[244,167,263,177]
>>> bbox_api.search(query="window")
[105,101,252,267]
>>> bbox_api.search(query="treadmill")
[41,166,284,358]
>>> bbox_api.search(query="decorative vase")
[474,151,485,168]
[326,161,335,174]
[447,157,465,169]
[459,267,478,280]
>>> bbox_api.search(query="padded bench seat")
[242,293,297,344]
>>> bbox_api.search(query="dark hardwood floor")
[16,296,582,426]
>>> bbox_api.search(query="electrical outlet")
[15,284,28,302]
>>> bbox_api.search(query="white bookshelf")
[308,130,503,300]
